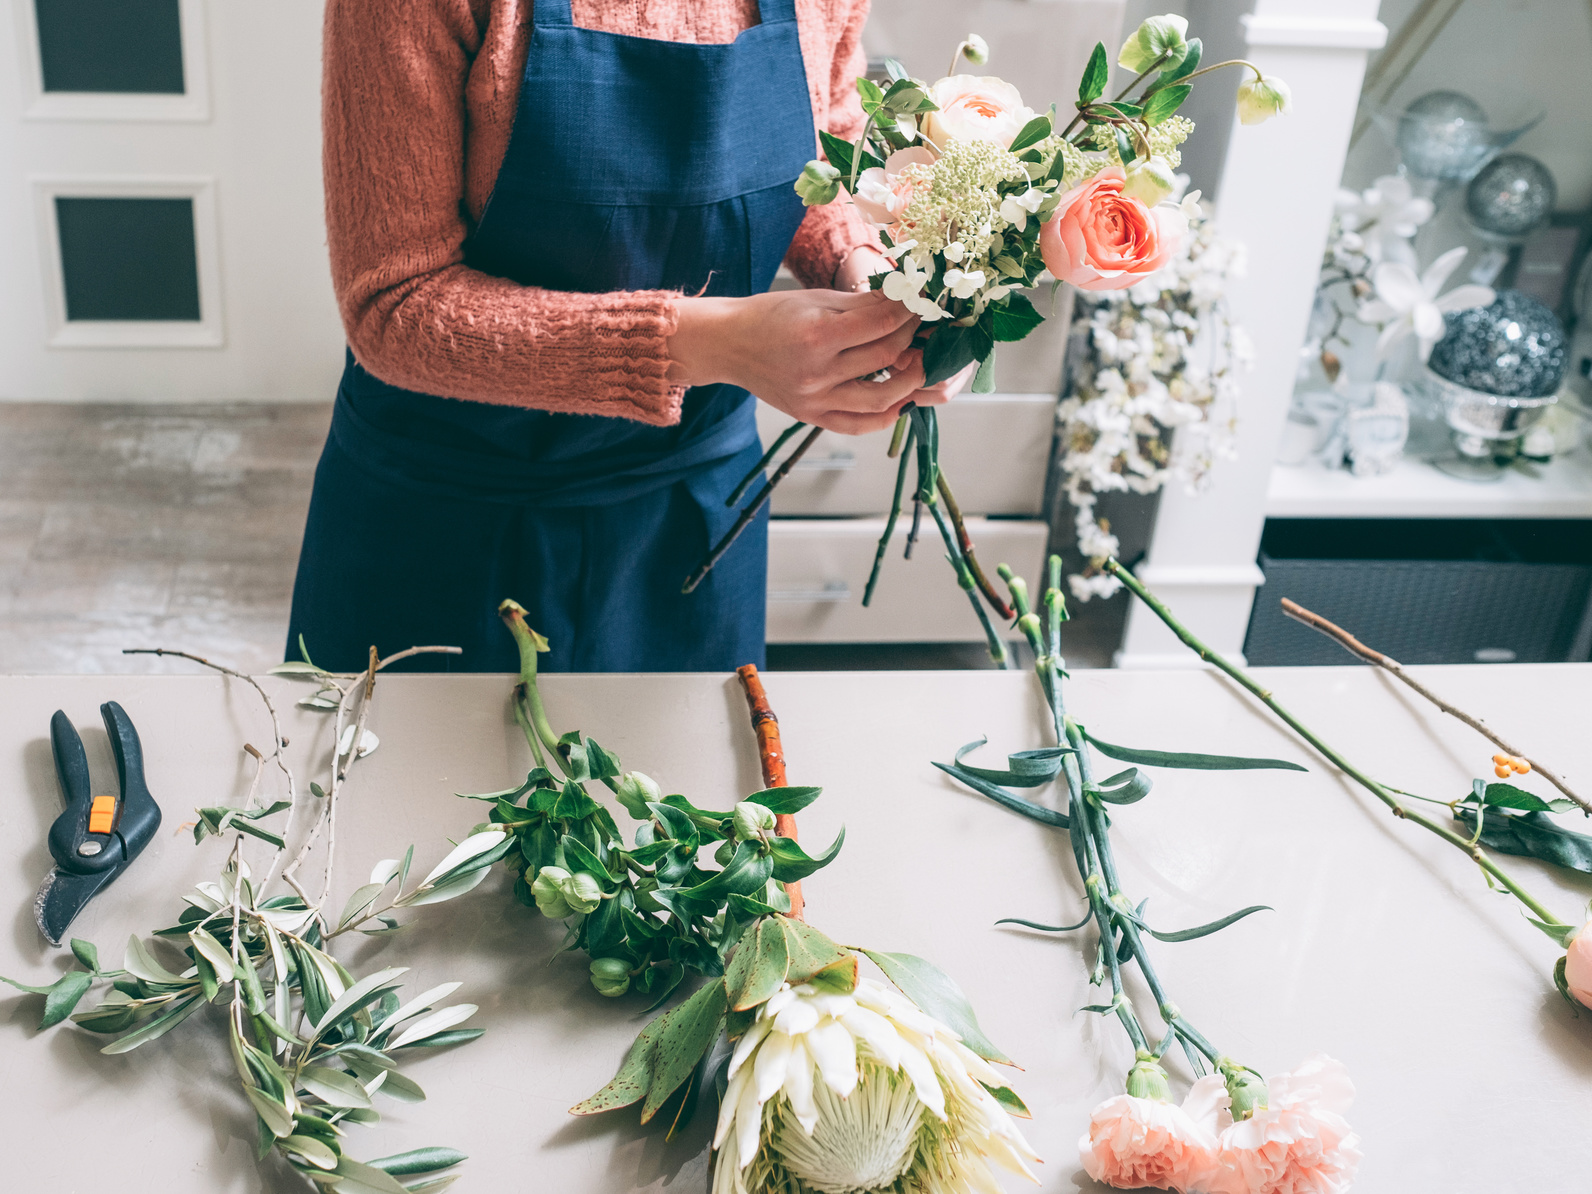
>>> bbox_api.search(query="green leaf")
[1078,42,1108,105]
[339,883,388,930]
[268,661,325,676]
[996,910,1094,933]
[372,1069,428,1102]
[365,1148,468,1177]
[744,786,822,816]
[69,939,99,971]
[782,920,849,986]
[1007,114,1053,153]
[818,130,856,178]
[1142,84,1191,126]
[1481,782,1576,814]
[725,917,789,1012]
[293,943,332,1029]
[767,829,845,883]
[677,840,773,901]
[40,970,95,1030]
[953,738,1070,787]
[984,1083,1031,1117]
[283,1133,341,1170]
[857,76,884,106]
[1084,730,1307,772]
[100,995,203,1053]
[860,950,1011,1064]
[934,761,1070,828]
[313,967,409,1039]
[560,834,615,888]
[1140,904,1272,942]
[301,1065,374,1109]
[124,935,186,985]
[1115,128,1135,168]
[641,980,728,1123]
[570,1012,668,1115]
[387,1004,477,1050]
[392,1027,482,1051]
[1458,807,1592,874]
[922,322,993,387]
[330,1158,411,1194]
[1,973,59,996]
[883,57,907,81]
[989,293,1046,343]
[247,1086,296,1138]
[805,953,859,995]
[189,927,235,982]
[1088,767,1153,805]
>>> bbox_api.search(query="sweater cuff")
[784,201,880,290]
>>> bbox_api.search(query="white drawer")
[766,517,1049,643]
[755,393,1056,517]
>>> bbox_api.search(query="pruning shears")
[32,702,161,946]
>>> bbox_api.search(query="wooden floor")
[0,404,1111,674]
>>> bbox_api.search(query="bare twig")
[1280,598,1588,815]
[736,664,804,921]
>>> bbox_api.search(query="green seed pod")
[1220,1058,1270,1120]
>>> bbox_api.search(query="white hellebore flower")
[1235,74,1291,125]
[881,256,946,322]
[712,977,1040,1194]
[943,268,988,300]
[1333,174,1434,266]
[1359,246,1494,360]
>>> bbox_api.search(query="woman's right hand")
[667,290,926,435]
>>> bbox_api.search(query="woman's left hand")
[833,246,975,409]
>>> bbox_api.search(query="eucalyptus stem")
[1103,559,1573,934]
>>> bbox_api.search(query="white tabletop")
[2,665,1590,1193]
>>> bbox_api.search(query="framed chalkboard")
[54,196,201,322]
[33,0,185,94]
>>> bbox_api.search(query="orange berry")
[1492,753,1510,766]
[1512,759,1531,774]
[1494,765,1512,778]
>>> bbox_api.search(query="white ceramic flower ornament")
[1358,246,1494,361]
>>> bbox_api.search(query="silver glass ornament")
[1394,91,1490,180]
[1464,153,1556,241]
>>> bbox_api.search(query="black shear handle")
[101,701,161,857]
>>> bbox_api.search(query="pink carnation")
[1079,1077,1225,1192]
[1039,167,1185,292]
[1211,1055,1361,1194]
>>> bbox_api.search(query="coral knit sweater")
[322,0,878,427]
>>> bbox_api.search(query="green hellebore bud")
[795,159,842,207]
[1117,14,1189,74]
[1121,156,1178,206]
[1220,1059,1270,1120]
[561,870,603,915]
[1125,1053,1173,1102]
[960,33,989,66]
[1236,75,1292,126]
[614,771,661,819]
[531,865,573,919]
[732,800,777,840]
[589,957,631,998]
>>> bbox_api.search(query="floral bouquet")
[686,17,1291,658]
[473,602,1040,1194]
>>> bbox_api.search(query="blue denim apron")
[286,0,814,672]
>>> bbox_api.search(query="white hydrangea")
[712,977,1040,1194]
[1060,212,1247,601]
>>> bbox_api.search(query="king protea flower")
[712,976,1040,1194]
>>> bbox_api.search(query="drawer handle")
[768,582,852,604]
[788,452,856,472]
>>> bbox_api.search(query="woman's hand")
[668,289,927,435]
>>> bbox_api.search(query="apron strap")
[532,0,574,26]
[756,0,798,23]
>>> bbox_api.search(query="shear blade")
[34,867,116,947]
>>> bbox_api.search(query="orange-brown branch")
[736,664,804,920]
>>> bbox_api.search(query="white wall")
[0,1,344,403]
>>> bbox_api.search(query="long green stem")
[1103,559,1572,933]
[863,424,916,608]
[727,421,806,509]
[925,496,1008,668]
[499,600,563,776]
[1177,59,1265,85]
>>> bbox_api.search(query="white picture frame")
[31,174,225,348]
[13,0,211,123]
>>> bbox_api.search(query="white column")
[1115,0,1387,668]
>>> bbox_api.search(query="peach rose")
[923,75,1036,149]
[1079,1079,1224,1192]
[850,147,936,236]
[1040,167,1187,292]
[1565,921,1592,1008]
[1210,1055,1361,1194]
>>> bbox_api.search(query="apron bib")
[286,0,814,672]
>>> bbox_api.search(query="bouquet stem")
[1103,559,1573,933]
[736,664,805,920]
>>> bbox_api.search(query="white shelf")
[1266,450,1592,519]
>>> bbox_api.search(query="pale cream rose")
[1565,921,1592,1008]
[922,75,1036,149]
[850,147,936,231]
